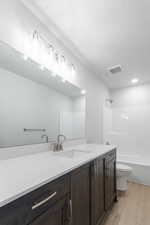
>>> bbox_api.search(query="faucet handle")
[41,134,48,143]
[41,135,57,144]
[57,134,66,144]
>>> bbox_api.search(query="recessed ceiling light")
[131,78,139,84]
[81,89,86,95]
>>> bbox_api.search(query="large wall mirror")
[0,41,86,148]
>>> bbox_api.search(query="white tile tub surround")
[109,84,150,187]
[117,154,150,187]
[110,84,150,165]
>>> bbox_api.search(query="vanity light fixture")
[131,78,139,84]
[26,30,76,81]
[81,89,86,95]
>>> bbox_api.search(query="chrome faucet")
[53,134,66,152]
[41,134,49,143]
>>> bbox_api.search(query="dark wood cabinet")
[105,151,117,211]
[71,164,90,225]
[0,199,28,225]
[91,157,105,225]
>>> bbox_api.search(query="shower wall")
[104,83,150,163]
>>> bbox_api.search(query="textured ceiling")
[23,0,150,89]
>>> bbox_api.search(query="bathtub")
[117,154,150,186]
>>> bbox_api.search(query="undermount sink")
[55,149,91,159]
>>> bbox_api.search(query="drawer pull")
[32,192,57,210]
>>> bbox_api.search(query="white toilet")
[117,163,132,191]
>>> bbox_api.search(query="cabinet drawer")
[0,175,69,225]
[26,175,69,223]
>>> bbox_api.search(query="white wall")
[111,83,150,162]
[0,0,110,144]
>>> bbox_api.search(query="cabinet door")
[29,197,69,225]
[0,200,28,225]
[105,153,116,211]
[71,164,90,225]
[91,157,105,225]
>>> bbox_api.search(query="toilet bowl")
[117,163,132,191]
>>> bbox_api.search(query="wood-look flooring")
[104,182,150,225]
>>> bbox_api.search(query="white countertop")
[0,144,116,207]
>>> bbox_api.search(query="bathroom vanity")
[0,145,117,225]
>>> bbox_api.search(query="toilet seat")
[117,163,132,172]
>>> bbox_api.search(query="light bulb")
[71,64,76,80]
[31,32,40,63]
